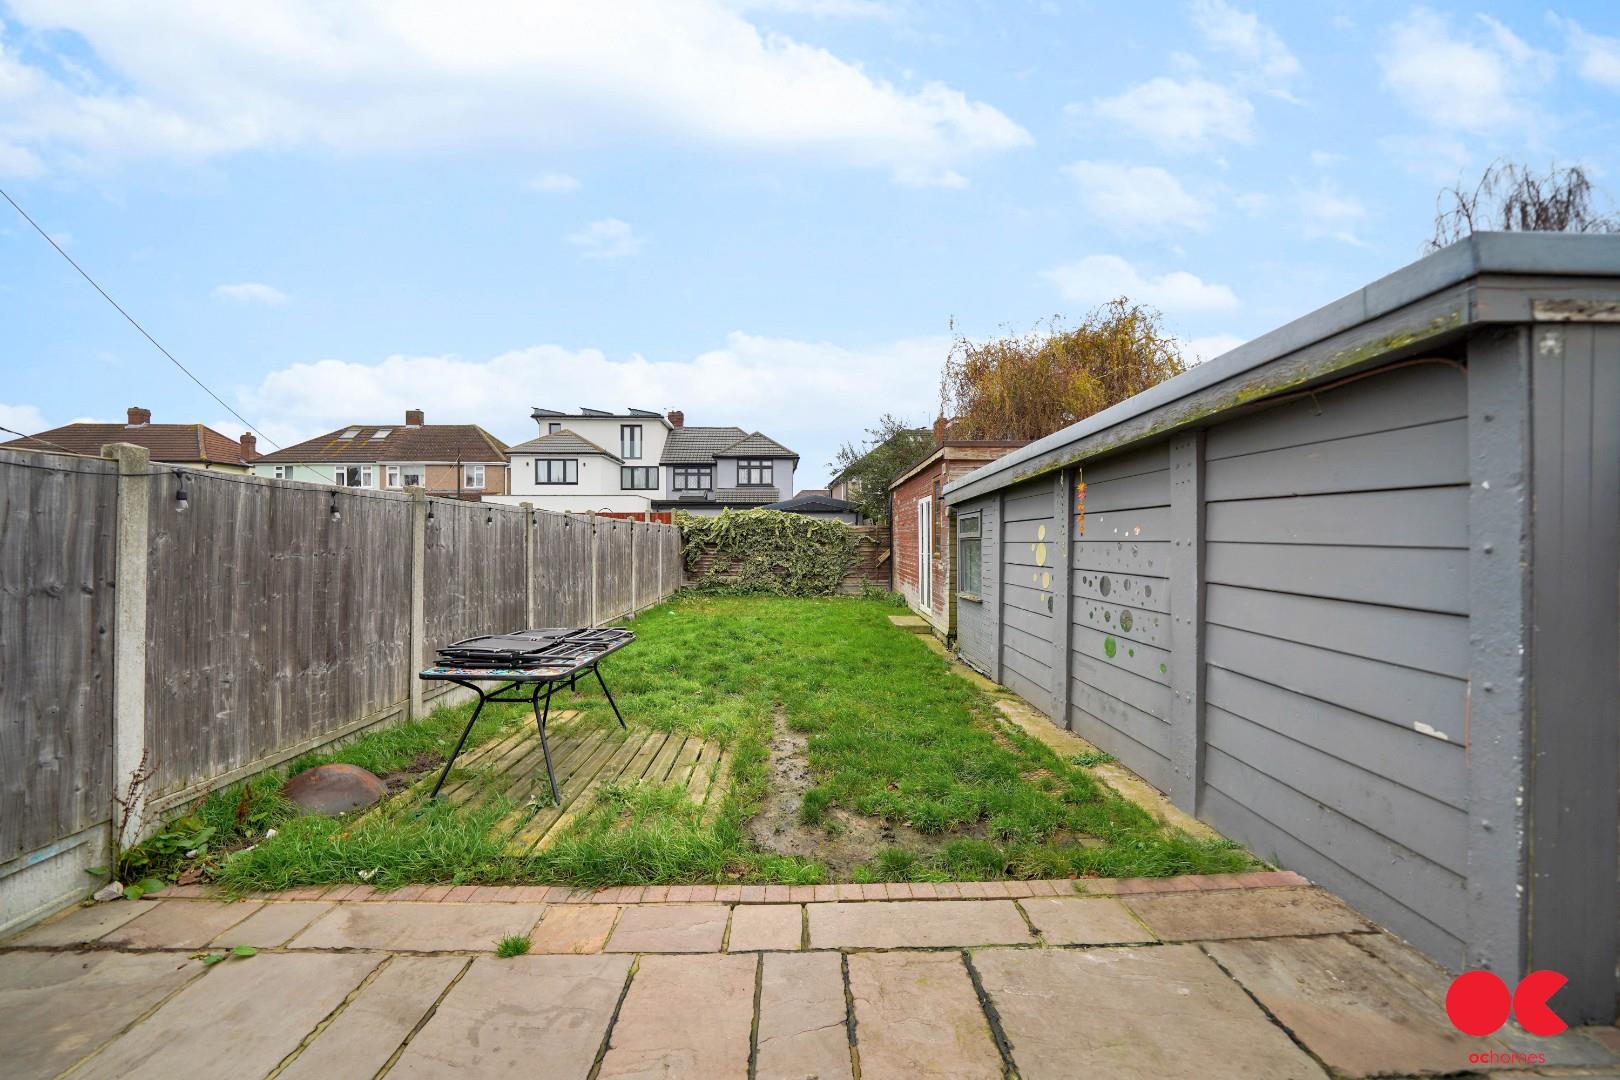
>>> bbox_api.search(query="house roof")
[715,432,798,460]
[659,426,748,464]
[3,422,252,466]
[507,429,622,461]
[888,440,1029,492]
[714,486,781,504]
[531,406,672,425]
[255,424,508,464]
[766,493,853,514]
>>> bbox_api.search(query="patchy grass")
[152,594,1252,892]
[495,934,532,958]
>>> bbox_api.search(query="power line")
[0,186,282,450]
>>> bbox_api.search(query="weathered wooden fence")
[0,446,682,932]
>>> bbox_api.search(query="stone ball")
[283,763,387,816]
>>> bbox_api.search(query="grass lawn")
[140,594,1253,891]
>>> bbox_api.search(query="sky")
[2,2,1618,485]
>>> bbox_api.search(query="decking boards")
[386,711,726,855]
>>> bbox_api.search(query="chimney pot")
[667,410,684,428]
[405,408,425,427]
[127,406,151,427]
[239,432,257,460]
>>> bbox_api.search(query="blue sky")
[2,1,1617,484]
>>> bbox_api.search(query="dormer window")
[549,422,562,434]
[621,424,643,459]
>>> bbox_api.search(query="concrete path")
[4,873,1618,1079]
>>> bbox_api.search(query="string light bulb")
[172,470,189,513]
[330,491,341,522]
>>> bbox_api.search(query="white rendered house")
[490,407,672,513]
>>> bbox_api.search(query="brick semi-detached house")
[251,409,510,500]
[2,406,260,471]
[889,430,1026,640]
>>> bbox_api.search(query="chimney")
[127,406,151,427]
[239,432,258,460]
[405,408,425,427]
[667,410,684,428]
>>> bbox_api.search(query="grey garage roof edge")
[943,231,1620,505]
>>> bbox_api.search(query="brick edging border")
[145,870,1308,904]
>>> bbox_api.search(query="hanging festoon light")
[330,490,341,522]
[426,499,435,523]
[486,508,494,526]
[172,469,189,512]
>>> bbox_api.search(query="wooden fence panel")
[596,518,634,620]
[144,474,412,796]
[424,500,527,655]
[533,513,592,626]
[0,450,117,860]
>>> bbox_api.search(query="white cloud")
[238,331,951,483]
[1041,254,1238,314]
[1190,0,1299,89]
[1061,160,1209,231]
[1380,9,1552,135]
[1555,16,1620,92]
[0,402,48,436]
[1081,78,1253,152]
[0,2,1028,184]
[213,282,289,305]
[1297,181,1369,245]
[566,218,644,259]
[528,172,581,193]
[1182,333,1245,363]
[1378,133,1471,184]
[0,141,43,177]
[729,0,898,17]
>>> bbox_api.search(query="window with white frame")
[334,465,373,487]
[536,458,578,484]
[621,424,643,460]
[621,466,657,490]
[737,458,772,486]
[958,512,982,597]
[548,422,562,434]
[272,465,292,480]
[463,463,486,490]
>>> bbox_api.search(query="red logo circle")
[1446,971,1512,1036]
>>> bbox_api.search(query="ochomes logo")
[1445,970,1568,1037]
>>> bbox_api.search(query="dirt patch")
[746,705,956,875]
[378,752,443,794]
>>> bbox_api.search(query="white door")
[917,496,932,608]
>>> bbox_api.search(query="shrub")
[677,509,858,596]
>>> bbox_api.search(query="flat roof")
[944,232,1620,503]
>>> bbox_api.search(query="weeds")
[495,935,531,958]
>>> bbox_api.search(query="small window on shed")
[958,512,982,597]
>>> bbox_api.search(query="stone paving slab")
[70,951,380,1080]
[99,898,263,949]
[7,899,153,946]
[208,900,333,948]
[974,944,1327,1079]
[530,903,620,953]
[598,953,756,1080]
[1020,896,1158,945]
[808,899,1033,949]
[1203,935,1489,1077]
[757,952,853,1080]
[0,951,204,1080]
[727,903,803,951]
[389,954,630,1079]
[848,951,1004,1080]
[288,901,545,952]
[605,903,729,953]
[278,955,466,1080]
[1124,886,1369,941]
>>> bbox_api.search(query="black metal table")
[417,627,635,804]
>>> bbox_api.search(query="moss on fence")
[677,509,859,596]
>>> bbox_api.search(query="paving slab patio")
[5,874,1619,1080]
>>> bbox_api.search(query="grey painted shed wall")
[941,235,1620,1021]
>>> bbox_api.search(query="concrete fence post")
[102,443,152,847]
[1166,431,1206,816]
[408,489,428,721]
[521,502,535,626]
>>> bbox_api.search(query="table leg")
[594,664,627,729]
[430,686,486,800]
[535,682,561,805]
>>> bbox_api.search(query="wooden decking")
[427,711,729,855]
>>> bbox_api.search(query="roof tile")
[254,424,507,464]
